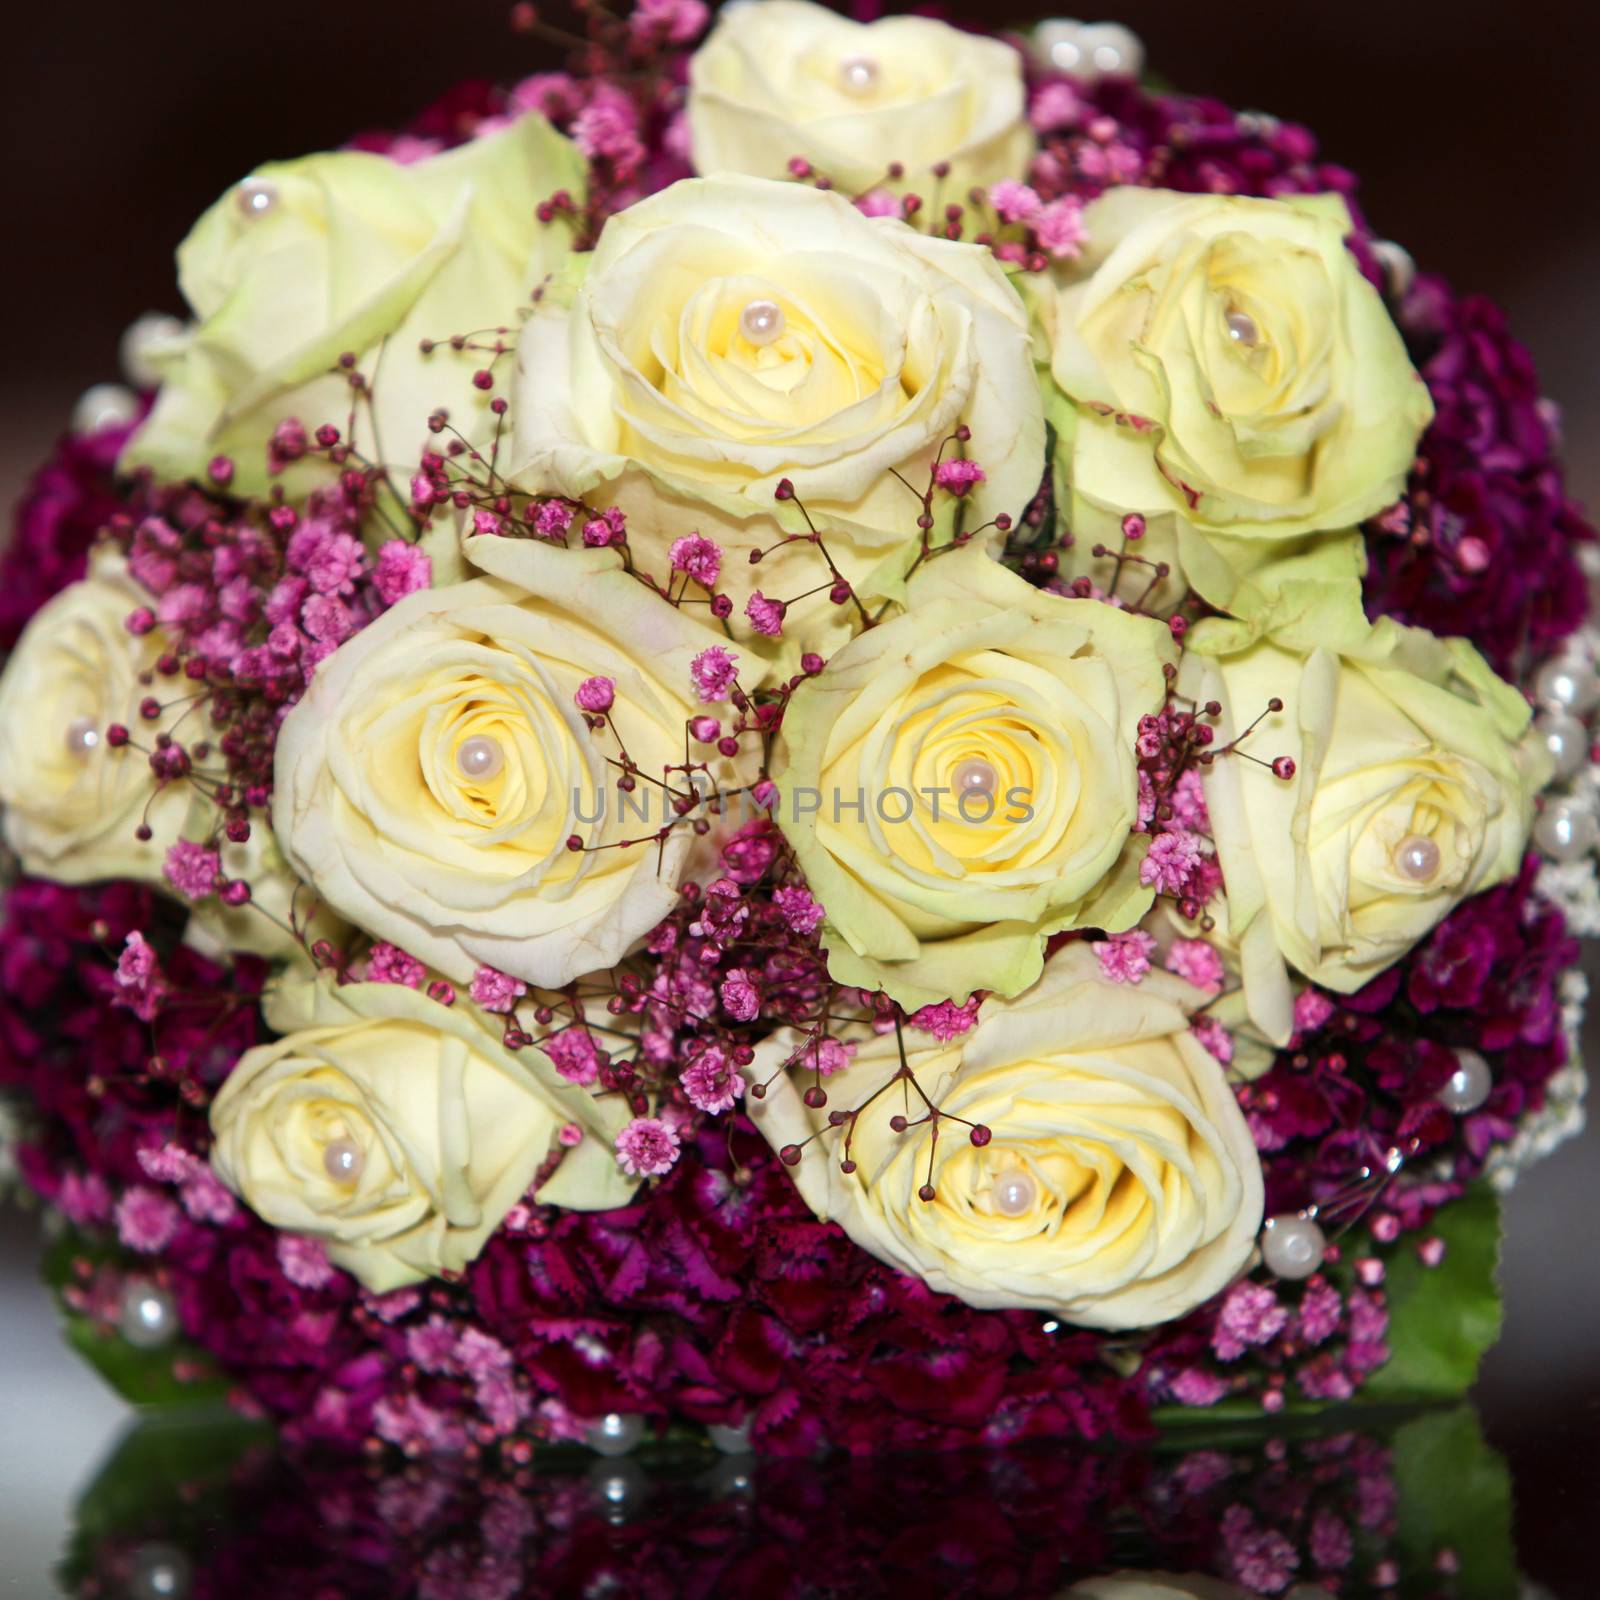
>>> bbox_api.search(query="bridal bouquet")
[1,0,1592,1457]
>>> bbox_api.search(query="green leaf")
[1389,1406,1516,1600]
[1361,1183,1503,1402]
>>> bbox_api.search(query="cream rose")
[123,115,583,498]
[273,535,743,988]
[771,545,1174,1007]
[1062,1578,1248,1600]
[687,0,1033,194]
[1038,189,1433,614]
[0,553,336,962]
[1184,586,1546,1042]
[209,972,633,1291]
[507,175,1043,659]
[745,945,1263,1329]
[0,553,184,884]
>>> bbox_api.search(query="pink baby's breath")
[615,1116,681,1178]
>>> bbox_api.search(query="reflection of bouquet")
[63,1407,1515,1599]
[0,1,1591,1454]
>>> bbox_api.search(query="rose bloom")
[770,546,1173,1007]
[123,115,582,497]
[274,535,746,988]
[210,972,633,1292]
[745,945,1263,1330]
[1036,190,1434,614]
[0,555,333,961]
[507,174,1043,660]
[686,0,1034,194]
[1185,585,1546,1041]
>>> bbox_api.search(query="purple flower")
[681,1045,743,1114]
[574,676,615,714]
[163,841,221,901]
[112,931,167,1020]
[1092,929,1156,984]
[470,967,527,1014]
[933,458,986,495]
[690,646,739,703]
[744,591,786,637]
[615,1116,681,1178]
[668,534,722,587]
[366,942,426,988]
[373,540,432,605]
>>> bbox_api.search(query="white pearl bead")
[838,54,880,94]
[65,715,101,757]
[589,1458,648,1523]
[456,734,505,782]
[738,299,785,347]
[1393,832,1441,882]
[1534,709,1590,782]
[119,1278,179,1350]
[1534,797,1600,862]
[1370,239,1416,300]
[707,1419,753,1454]
[586,1411,645,1456]
[1226,309,1260,347]
[1076,22,1145,79]
[1437,1048,1492,1114]
[322,1137,364,1183]
[120,311,187,389]
[1533,657,1600,716]
[126,1542,192,1600]
[71,382,139,436]
[953,757,998,796]
[991,1168,1037,1217]
[1261,1214,1326,1280]
[236,177,279,218]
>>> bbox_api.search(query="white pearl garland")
[1437,1048,1492,1114]
[119,1277,179,1350]
[1534,656,1600,717]
[456,734,505,782]
[586,1411,646,1456]
[322,1138,364,1184]
[1393,832,1441,883]
[738,299,786,347]
[1261,1213,1326,1280]
[71,382,139,437]
[1225,309,1260,348]
[1535,709,1589,782]
[1534,797,1600,863]
[236,177,279,218]
[991,1168,1037,1217]
[120,311,187,390]
[838,54,880,94]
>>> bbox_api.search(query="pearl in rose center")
[1394,832,1441,882]
[1225,309,1260,347]
[953,757,998,797]
[236,177,278,218]
[323,1138,364,1184]
[456,735,505,783]
[838,54,880,94]
[738,299,785,348]
[65,716,100,757]
[991,1168,1037,1217]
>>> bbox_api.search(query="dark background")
[1,3,1598,1594]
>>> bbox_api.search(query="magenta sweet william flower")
[574,676,615,714]
[681,1045,743,1114]
[164,840,221,901]
[690,646,739,702]
[1092,929,1155,984]
[112,931,167,1021]
[365,942,426,988]
[544,1028,602,1086]
[373,540,432,605]
[933,458,987,496]
[470,966,527,1014]
[669,533,722,587]
[745,591,786,637]
[615,1116,681,1178]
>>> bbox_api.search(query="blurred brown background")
[0,1,1597,1593]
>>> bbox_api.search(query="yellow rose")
[745,945,1263,1329]
[0,553,336,962]
[687,0,1033,194]
[1062,1578,1248,1600]
[123,115,583,498]
[0,554,183,884]
[1037,189,1433,614]
[507,174,1044,660]
[209,971,633,1292]
[770,545,1173,1007]
[1184,586,1546,1042]
[273,535,744,988]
